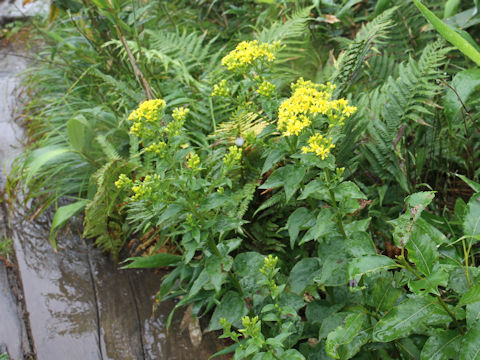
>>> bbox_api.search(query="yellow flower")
[221,40,281,72]
[301,133,335,160]
[172,107,190,122]
[114,174,132,190]
[186,152,201,171]
[128,99,166,137]
[277,78,356,136]
[257,79,276,97]
[211,79,229,97]
[145,141,167,156]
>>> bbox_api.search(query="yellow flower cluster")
[114,174,132,190]
[129,174,161,200]
[211,79,229,97]
[301,134,335,160]
[257,79,276,97]
[277,78,356,136]
[128,99,166,137]
[223,146,243,170]
[221,40,280,72]
[145,141,167,155]
[172,107,190,122]
[186,152,201,171]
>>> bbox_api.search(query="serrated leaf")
[373,296,451,342]
[326,313,367,359]
[421,330,462,360]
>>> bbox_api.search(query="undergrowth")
[7,0,480,358]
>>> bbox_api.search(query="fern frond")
[362,39,450,192]
[96,135,122,161]
[331,7,396,96]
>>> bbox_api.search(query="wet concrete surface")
[0,39,225,360]
[0,44,30,360]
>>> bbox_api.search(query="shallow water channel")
[0,40,223,360]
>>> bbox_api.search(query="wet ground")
[0,24,225,360]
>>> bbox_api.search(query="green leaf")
[392,191,435,248]
[460,320,480,360]
[373,296,451,342]
[288,258,322,295]
[467,302,480,329]
[326,313,367,359]
[368,274,402,313]
[259,165,306,202]
[421,330,462,360]
[233,252,265,296]
[444,0,461,18]
[406,222,439,276]
[319,312,349,340]
[49,200,88,251]
[299,208,335,245]
[121,253,181,269]
[345,232,377,257]
[298,179,329,201]
[347,255,398,282]
[209,291,247,331]
[457,174,480,193]
[412,0,480,66]
[205,255,233,293]
[287,207,314,249]
[444,70,480,124]
[408,265,449,296]
[315,254,348,287]
[25,146,72,185]
[284,166,307,202]
[262,148,286,174]
[334,181,366,201]
[306,300,345,326]
[464,194,480,242]
[67,114,91,152]
[279,349,306,360]
[459,285,480,307]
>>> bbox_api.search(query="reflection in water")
[12,208,223,359]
